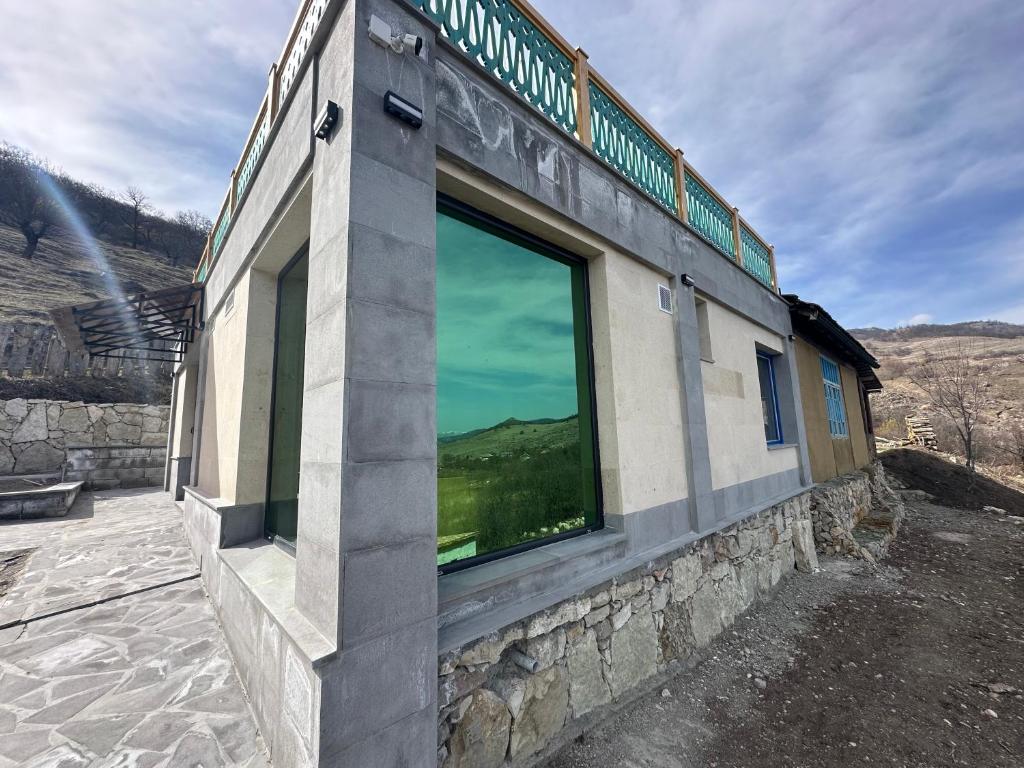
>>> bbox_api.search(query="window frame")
[820,354,849,439]
[435,195,605,575]
[755,350,784,446]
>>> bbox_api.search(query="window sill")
[438,527,627,652]
[218,540,336,666]
[767,442,798,451]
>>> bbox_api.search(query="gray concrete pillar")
[297,0,438,763]
[780,336,814,487]
[673,279,716,532]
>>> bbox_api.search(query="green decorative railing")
[193,0,330,284]
[685,173,735,258]
[236,114,270,200]
[211,208,231,257]
[198,0,781,294]
[740,225,774,289]
[413,0,577,135]
[589,82,677,212]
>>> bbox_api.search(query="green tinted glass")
[436,205,599,569]
[265,252,308,543]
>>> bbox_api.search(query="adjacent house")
[786,295,882,483]
[56,1,888,765]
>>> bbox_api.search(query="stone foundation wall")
[0,398,169,476]
[809,461,905,559]
[437,492,818,768]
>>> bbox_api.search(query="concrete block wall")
[65,445,167,490]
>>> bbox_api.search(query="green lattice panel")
[739,225,773,289]
[685,174,735,258]
[236,116,270,201]
[212,208,231,257]
[588,82,677,211]
[412,0,577,135]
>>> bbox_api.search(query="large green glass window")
[265,251,308,543]
[436,201,600,570]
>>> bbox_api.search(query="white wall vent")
[657,284,673,314]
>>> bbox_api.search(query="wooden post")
[229,170,238,212]
[574,48,593,148]
[675,150,687,223]
[268,63,279,122]
[731,208,743,266]
[769,243,779,292]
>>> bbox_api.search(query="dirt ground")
[547,453,1024,768]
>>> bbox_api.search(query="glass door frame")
[263,244,310,553]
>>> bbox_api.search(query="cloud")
[908,314,934,326]
[2,0,1021,330]
[0,0,293,217]
[535,0,1024,329]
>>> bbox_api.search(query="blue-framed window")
[820,356,849,438]
[756,352,783,445]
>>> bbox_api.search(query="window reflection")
[436,205,599,568]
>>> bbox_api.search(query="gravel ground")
[547,461,1024,768]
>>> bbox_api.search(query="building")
[57,1,888,765]
[786,295,882,483]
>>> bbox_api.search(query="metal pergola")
[51,283,204,364]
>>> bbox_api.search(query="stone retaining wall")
[437,491,818,768]
[809,461,904,559]
[0,398,169,476]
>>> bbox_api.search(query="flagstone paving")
[0,490,269,767]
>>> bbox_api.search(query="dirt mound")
[882,448,1024,515]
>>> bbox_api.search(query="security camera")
[401,33,423,56]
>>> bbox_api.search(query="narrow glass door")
[265,251,308,543]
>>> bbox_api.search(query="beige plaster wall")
[171,365,198,458]
[590,252,688,517]
[700,299,799,490]
[196,269,277,504]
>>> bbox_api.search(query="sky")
[437,210,581,433]
[1,0,1022,328]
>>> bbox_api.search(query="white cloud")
[535,0,1024,328]
[0,0,293,217]
[908,314,934,326]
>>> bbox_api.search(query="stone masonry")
[0,398,169,477]
[809,461,905,560]
[437,491,818,768]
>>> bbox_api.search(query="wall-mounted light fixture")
[314,100,340,141]
[680,273,695,288]
[384,91,423,129]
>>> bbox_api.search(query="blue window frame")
[756,352,783,445]
[820,356,849,438]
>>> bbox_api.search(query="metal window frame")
[820,354,849,439]
[435,194,605,575]
[756,350,784,446]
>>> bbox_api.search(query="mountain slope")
[0,223,192,325]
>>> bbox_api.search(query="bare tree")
[908,340,985,471]
[0,143,58,259]
[991,422,1024,472]
[154,209,211,267]
[121,185,151,249]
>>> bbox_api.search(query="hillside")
[855,323,1024,474]
[0,222,192,325]
[851,320,1024,342]
[438,415,579,460]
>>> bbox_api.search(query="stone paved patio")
[0,489,268,767]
